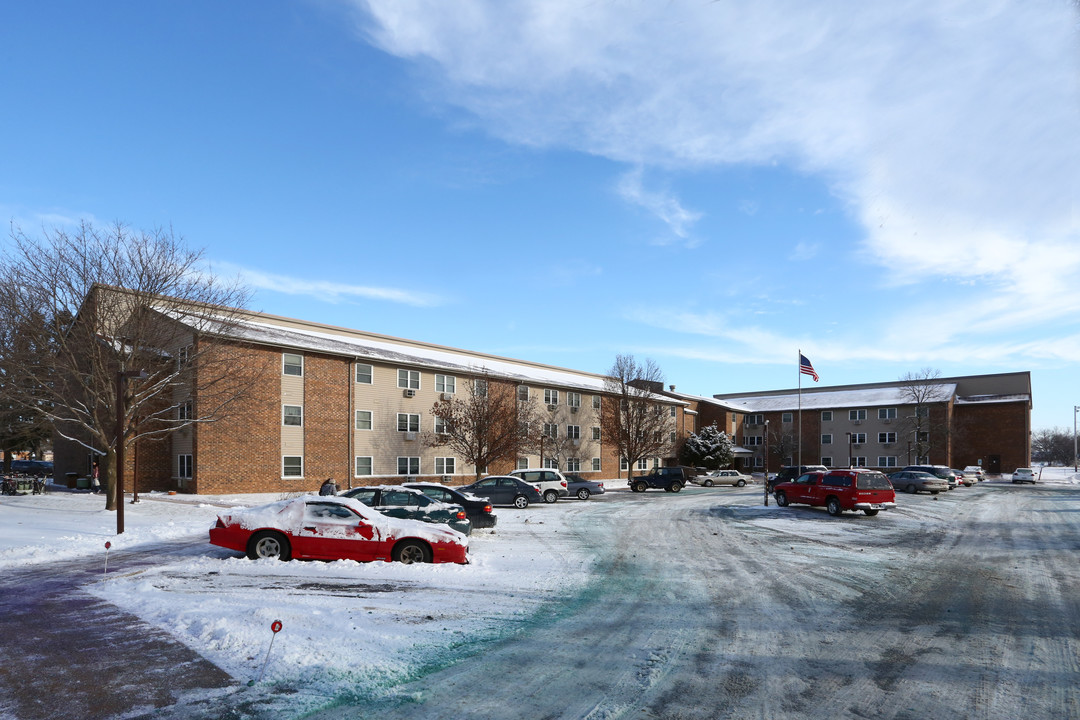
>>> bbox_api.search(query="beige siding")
[281,367,304,464]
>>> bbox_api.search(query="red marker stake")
[104,541,112,577]
[256,620,284,683]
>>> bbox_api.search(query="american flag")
[799,353,819,382]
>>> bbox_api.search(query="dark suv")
[629,466,692,493]
[10,460,53,477]
[768,465,828,492]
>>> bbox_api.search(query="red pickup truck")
[773,469,896,517]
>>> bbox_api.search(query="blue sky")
[3,1,1078,431]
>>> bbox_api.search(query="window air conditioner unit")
[440,393,452,401]
[405,432,417,441]
[852,420,862,425]
[882,419,892,424]
[547,405,557,412]
[570,406,578,413]
[404,389,416,398]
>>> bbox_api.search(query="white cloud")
[353,0,1080,297]
[615,167,702,245]
[211,262,443,308]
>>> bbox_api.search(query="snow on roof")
[954,393,1031,405]
[720,384,958,412]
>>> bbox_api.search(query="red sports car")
[209,495,469,564]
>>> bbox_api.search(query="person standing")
[319,477,337,496]
[91,460,100,494]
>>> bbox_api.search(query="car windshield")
[857,472,893,489]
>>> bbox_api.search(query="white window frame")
[178,400,192,421]
[849,409,867,421]
[782,412,793,423]
[878,407,897,420]
[178,454,192,479]
[355,363,373,384]
[544,388,559,405]
[517,457,529,470]
[283,353,303,377]
[397,369,420,390]
[850,432,867,444]
[543,423,558,439]
[434,416,448,434]
[851,456,867,467]
[434,457,456,475]
[878,432,897,444]
[877,456,898,468]
[592,457,602,472]
[435,374,456,394]
[592,426,601,441]
[567,392,581,408]
[354,456,373,476]
[397,413,420,432]
[566,458,581,472]
[593,395,601,410]
[355,410,372,431]
[397,457,420,475]
[544,457,560,470]
[177,345,191,369]
[821,434,832,445]
[282,456,303,478]
[820,456,832,467]
[566,425,581,440]
[283,404,303,427]
[517,385,530,401]
[821,411,833,422]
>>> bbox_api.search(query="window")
[878,432,897,444]
[177,345,191,369]
[283,456,303,477]
[355,410,372,431]
[851,456,867,467]
[354,457,373,476]
[178,454,192,479]
[567,392,581,408]
[283,353,303,377]
[544,389,559,406]
[744,436,763,446]
[746,414,763,425]
[878,407,897,420]
[850,432,866,444]
[355,363,373,384]
[178,400,192,421]
[566,458,581,472]
[544,457,560,470]
[283,405,303,427]
[754,456,763,467]
[397,413,420,432]
[592,458,602,471]
[566,425,581,440]
[849,409,867,421]
[517,385,529,401]
[821,456,832,467]
[434,416,448,434]
[621,458,629,471]
[397,457,420,475]
[821,411,833,422]
[543,423,558,439]
[435,375,456,394]
[397,369,420,389]
[917,431,930,442]
[670,406,677,418]
[669,431,677,442]
[592,426,601,440]
[593,395,601,410]
[435,457,456,475]
[821,434,833,445]
[517,457,529,470]
[637,458,649,471]
[782,412,793,423]
[916,406,929,418]
[475,379,488,397]
[877,456,898,468]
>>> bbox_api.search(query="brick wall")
[303,353,351,489]
[953,402,1030,473]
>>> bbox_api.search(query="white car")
[1012,468,1036,484]
[693,469,753,487]
[963,466,985,482]
[508,469,569,503]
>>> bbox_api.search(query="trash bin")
[65,472,79,489]
[76,477,91,490]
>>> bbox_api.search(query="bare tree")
[535,400,597,473]
[0,222,260,510]
[426,374,540,481]
[600,354,675,479]
[1032,427,1074,466]
[898,368,950,462]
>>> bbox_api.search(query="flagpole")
[797,349,803,469]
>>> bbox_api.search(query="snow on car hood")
[217,495,467,547]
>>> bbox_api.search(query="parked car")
[1012,468,1036,484]
[903,465,958,489]
[460,475,543,508]
[768,465,829,492]
[950,469,975,487]
[563,473,606,500]
[887,470,948,495]
[10,459,53,477]
[403,482,498,529]
[773,468,896,517]
[507,469,569,503]
[209,495,468,564]
[339,485,472,536]
[692,469,753,487]
[628,466,691,493]
[963,466,985,482]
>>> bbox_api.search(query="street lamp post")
[115,368,146,535]
[763,420,770,506]
[1074,405,1079,472]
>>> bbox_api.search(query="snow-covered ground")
[2,467,1078,718]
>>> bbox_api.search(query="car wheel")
[775,491,788,507]
[633,481,648,493]
[826,497,843,517]
[670,482,682,493]
[703,479,714,487]
[906,484,917,494]
[543,490,559,503]
[513,494,530,509]
[392,540,432,564]
[930,491,939,495]
[863,509,879,516]
[247,531,291,561]
[576,488,591,500]
[736,479,746,487]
